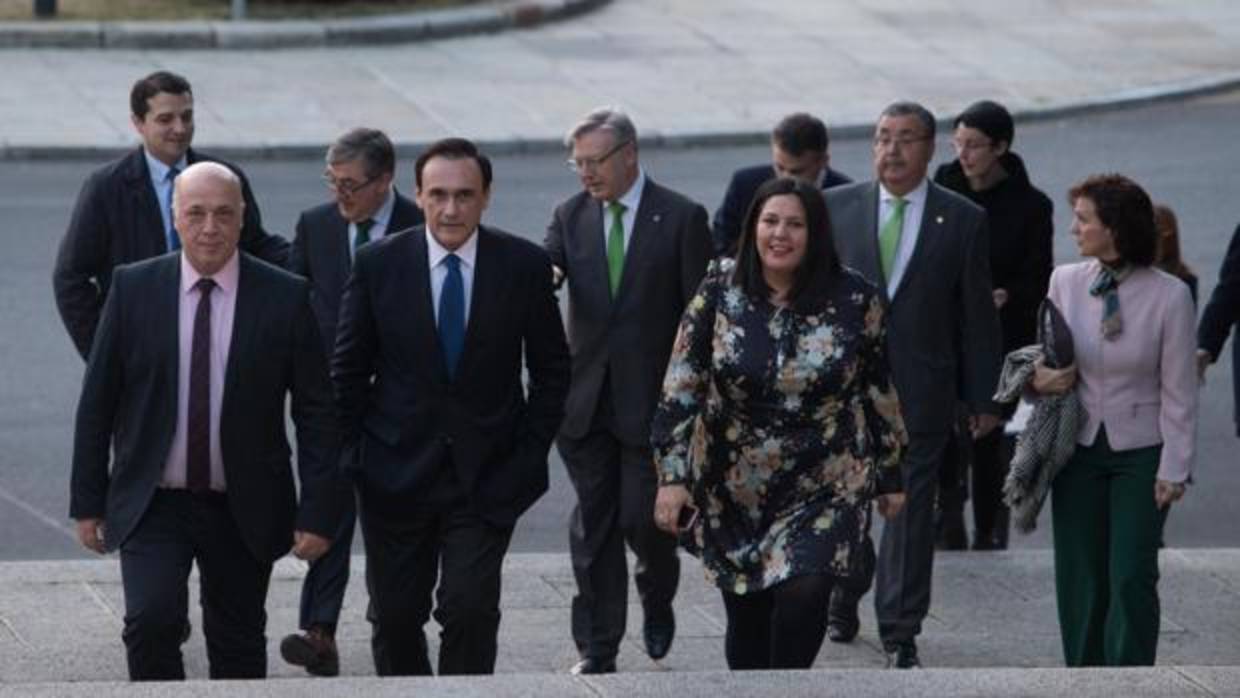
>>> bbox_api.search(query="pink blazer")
[1048,261,1198,483]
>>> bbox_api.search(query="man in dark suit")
[1199,222,1240,436]
[712,112,852,255]
[545,107,713,674]
[69,162,342,681]
[280,127,423,677]
[824,102,1001,668]
[54,70,288,361]
[333,138,570,676]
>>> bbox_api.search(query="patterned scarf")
[1088,262,1132,340]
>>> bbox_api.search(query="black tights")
[720,573,833,670]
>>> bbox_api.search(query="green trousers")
[1051,428,1167,667]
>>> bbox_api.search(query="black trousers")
[119,490,271,681]
[721,574,833,670]
[358,488,514,676]
[298,491,355,631]
[560,426,680,660]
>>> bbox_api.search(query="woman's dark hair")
[1068,173,1157,267]
[733,177,841,311]
[1153,203,1195,280]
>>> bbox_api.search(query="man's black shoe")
[884,640,921,669]
[280,625,340,677]
[826,589,860,643]
[643,607,676,660]
[570,657,616,674]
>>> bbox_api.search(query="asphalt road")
[2,91,1239,560]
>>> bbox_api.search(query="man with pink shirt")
[69,162,342,681]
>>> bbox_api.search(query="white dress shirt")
[601,169,647,253]
[877,177,928,297]
[426,228,479,326]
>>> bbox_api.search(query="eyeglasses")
[323,172,380,196]
[873,135,931,151]
[951,138,993,153]
[566,139,631,173]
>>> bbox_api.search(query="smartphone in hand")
[677,505,699,532]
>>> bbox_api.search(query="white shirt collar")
[879,177,928,207]
[611,169,646,212]
[425,227,480,269]
[368,187,396,230]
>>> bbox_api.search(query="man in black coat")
[280,128,423,677]
[545,107,713,674]
[1199,222,1240,436]
[711,112,851,255]
[70,163,341,681]
[53,70,288,361]
[333,138,570,676]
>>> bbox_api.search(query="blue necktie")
[439,253,465,378]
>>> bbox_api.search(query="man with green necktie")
[545,107,713,675]
[282,127,423,677]
[824,101,1002,669]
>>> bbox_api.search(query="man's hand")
[653,484,691,535]
[292,531,331,561]
[1196,349,1213,384]
[1032,361,1077,395]
[551,264,565,289]
[1154,480,1186,510]
[76,518,106,554]
[992,288,1009,309]
[969,413,1002,439]
[876,493,905,520]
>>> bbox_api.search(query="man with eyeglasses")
[545,107,712,674]
[823,101,1002,669]
[54,70,288,362]
[711,112,852,256]
[279,127,423,677]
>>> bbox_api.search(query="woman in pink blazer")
[1033,174,1197,667]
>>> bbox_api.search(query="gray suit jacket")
[826,180,1001,435]
[545,178,713,447]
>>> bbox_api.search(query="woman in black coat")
[933,100,1054,550]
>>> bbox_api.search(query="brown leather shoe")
[280,625,339,677]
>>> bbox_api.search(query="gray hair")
[326,127,395,178]
[565,106,638,148]
[879,101,936,140]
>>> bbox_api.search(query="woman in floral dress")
[651,177,908,670]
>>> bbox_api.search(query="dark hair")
[1152,203,1195,280]
[328,127,395,178]
[733,177,841,312]
[880,101,935,140]
[1068,173,1156,267]
[772,112,828,156]
[954,100,1014,147]
[130,71,192,119]
[415,137,493,191]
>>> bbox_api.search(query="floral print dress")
[651,259,906,595]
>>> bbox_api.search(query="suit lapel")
[891,182,940,302]
[577,198,613,308]
[222,255,259,423]
[123,149,170,258]
[851,183,885,301]
[154,256,182,460]
[328,211,352,300]
[405,231,450,383]
[388,192,422,233]
[616,181,661,305]
[458,227,496,377]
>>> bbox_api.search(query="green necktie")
[879,197,907,282]
[354,218,375,253]
[606,201,626,296]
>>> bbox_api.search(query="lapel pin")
[652,214,662,224]
[935,215,944,224]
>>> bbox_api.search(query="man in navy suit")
[711,112,851,255]
[1199,221,1240,436]
[280,127,423,677]
[54,70,288,361]
[333,138,570,676]
[70,162,341,681]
